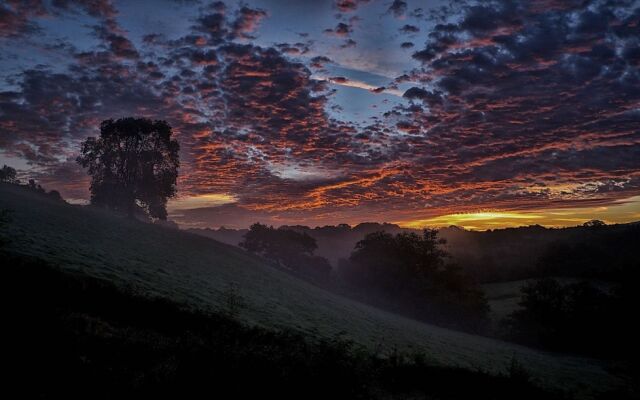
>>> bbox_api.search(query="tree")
[342,229,488,331]
[240,223,317,264]
[505,278,618,356]
[0,165,18,183]
[77,118,179,220]
[27,179,45,193]
[240,223,330,279]
[583,219,606,228]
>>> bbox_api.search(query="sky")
[1,0,640,229]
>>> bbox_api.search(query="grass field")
[483,280,531,324]
[0,183,631,398]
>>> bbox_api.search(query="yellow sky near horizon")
[167,191,640,230]
[397,196,640,231]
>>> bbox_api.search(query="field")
[0,183,630,398]
[483,280,531,324]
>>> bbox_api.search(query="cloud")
[325,76,403,97]
[1,0,639,226]
[325,22,353,37]
[340,38,357,48]
[387,0,407,18]
[388,0,640,214]
[0,1,47,38]
[334,0,371,13]
[399,24,419,34]
[230,6,267,39]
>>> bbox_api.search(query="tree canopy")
[341,229,488,331]
[240,223,331,280]
[77,118,179,220]
[0,165,18,183]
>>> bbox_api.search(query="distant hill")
[0,183,630,397]
[189,221,640,283]
[188,222,415,266]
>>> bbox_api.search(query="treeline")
[240,223,490,333]
[0,164,64,201]
[446,222,640,283]
[504,277,640,362]
[192,221,640,285]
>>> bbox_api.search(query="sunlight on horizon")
[399,196,640,231]
[169,193,238,210]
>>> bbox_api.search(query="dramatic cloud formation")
[1,0,639,228]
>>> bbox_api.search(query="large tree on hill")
[77,118,179,220]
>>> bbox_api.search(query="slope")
[0,183,628,398]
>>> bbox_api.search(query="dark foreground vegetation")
[505,277,640,360]
[340,229,490,333]
[5,253,566,400]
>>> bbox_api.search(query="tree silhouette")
[77,118,179,220]
[342,229,489,330]
[0,165,18,183]
[240,223,317,265]
[240,223,331,279]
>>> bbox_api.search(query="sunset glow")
[169,193,238,210]
[1,0,639,229]
[399,196,640,231]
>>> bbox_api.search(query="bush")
[505,278,638,359]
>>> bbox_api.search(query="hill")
[0,183,631,398]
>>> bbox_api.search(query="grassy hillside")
[0,183,631,398]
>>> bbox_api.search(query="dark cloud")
[325,21,354,38]
[341,38,357,48]
[193,10,228,44]
[0,0,122,38]
[387,0,407,18]
[310,55,332,69]
[93,23,139,59]
[0,1,47,37]
[230,6,267,39]
[334,0,371,13]
[399,24,419,34]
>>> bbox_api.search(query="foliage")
[0,164,18,183]
[535,224,640,282]
[342,229,489,331]
[505,277,639,359]
[445,223,640,283]
[240,223,331,280]
[47,190,63,201]
[77,118,179,220]
[0,208,10,248]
